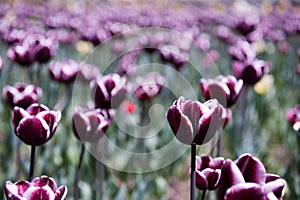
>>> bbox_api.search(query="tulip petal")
[195,171,208,190]
[55,186,68,200]
[16,116,50,146]
[207,83,229,107]
[202,168,221,190]
[235,153,266,185]
[12,107,30,128]
[166,105,193,144]
[263,179,286,199]
[37,111,61,135]
[217,159,245,200]
[31,176,57,193]
[23,186,55,200]
[224,183,262,200]
[26,104,49,116]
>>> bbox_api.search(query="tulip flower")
[3,83,43,109]
[4,175,68,200]
[194,155,224,192]
[200,75,243,108]
[166,97,224,145]
[72,108,113,142]
[7,43,34,66]
[217,154,286,200]
[90,73,127,109]
[286,105,300,131]
[12,103,61,146]
[133,72,166,101]
[232,59,270,85]
[72,107,114,200]
[48,59,81,84]
[167,97,224,200]
[33,36,57,63]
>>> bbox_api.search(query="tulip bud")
[200,75,243,108]
[72,108,113,142]
[90,73,127,109]
[166,97,225,145]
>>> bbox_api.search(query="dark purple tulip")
[4,175,67,200]
[33,36,57,63]
[72,108,112,142]
[133,72,166,101]
[3,83,43,109]
[12,103,61,146]
[232,59,270,85]
[90,73,127,109]
[166,97,224,145]
[194,155,224,190]
[218,154,286,200]
[234,16,258,37]
[200,75,243,108]
[7,43,34,66]
[48,59,81,83]
[286,105,300,131]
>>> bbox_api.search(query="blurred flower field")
[0,0,300,199]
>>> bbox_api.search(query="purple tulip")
[3,83,43,109]
[72,108,113,142]
[217,154,286,200]
[166,97,224,145]
[33,36,57,63]
[133,72,166,101]
[286,105,300,131]
[228,40,256,62]
[194,155,224,190]
[232,59,270,85]
[7,43,34,66]
[90,73,127,109]
[12,103,61,146]
[4,175,67,200]
[48,59,81,83]
[200,75,243,108]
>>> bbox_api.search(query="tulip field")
[0,0,300,199]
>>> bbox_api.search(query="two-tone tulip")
[286,105,300,131]
[166,97,224,145]
[12,103,61,146]
[232,59,270,85]
[48,59,81,84]
[90,73,127,109]
[217,154,286,200]
[72,108,114,142]
[200,75,243,108]
[3,83,42,109]
[194,155,224,190]
[133,72,166,101]
[4,175,67,200]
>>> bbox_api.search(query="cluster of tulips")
[0,0,300,199]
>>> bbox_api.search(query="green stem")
[29,146,36,181]
[74,144,85,200]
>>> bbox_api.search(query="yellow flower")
[75,40,93,55]
[254,75,274,95]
